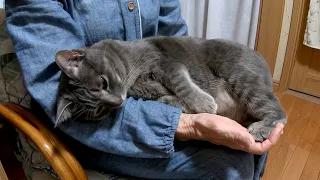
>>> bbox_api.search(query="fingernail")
[281,130,284,134]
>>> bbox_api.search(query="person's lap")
[78,141,266,180]
[31,100,266,180]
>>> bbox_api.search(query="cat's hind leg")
[157,62,218,114]
[221,57,287,141]
[245,90,287,141]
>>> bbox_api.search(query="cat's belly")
[129,74,250,126]
[214,88,248,125]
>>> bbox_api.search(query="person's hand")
[175,113,284,154]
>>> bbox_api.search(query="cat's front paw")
[185,93,218,114]
[248,118,287,142]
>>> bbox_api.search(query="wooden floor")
[262,92,320,180]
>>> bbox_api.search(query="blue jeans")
[75,140,267,180]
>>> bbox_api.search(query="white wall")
[0,0,3,9]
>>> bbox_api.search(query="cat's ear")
[55,50,84,79]
[55,98,73,128]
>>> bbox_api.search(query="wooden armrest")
[0,103,87,180]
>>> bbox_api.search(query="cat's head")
[54,46,126,127]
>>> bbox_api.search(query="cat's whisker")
[123,53,159,87]
[96,115,105,128]
[86,109,91,120]
[122,50,159,86]
[122,46,151,86]
[123,58,159,87]
[85,110,89,120]
[122,51,159,85]
[89,109,94,120]
[87,109,91,120]
[91,109,95,120]
[85,108,93,120]
[73,107,85,116]
[103,40,113,58]
[73,109,87,121]
[121,44,134,70]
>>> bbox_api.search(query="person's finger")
[269,123,284,143]
[248,123,284,154]
[220,139,250,152]
[232,131,256,151]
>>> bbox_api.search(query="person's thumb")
[268,123,284,144]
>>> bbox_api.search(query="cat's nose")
[106,95,124,108]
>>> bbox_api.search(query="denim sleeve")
[5,0,182,158]
[158,0,188,36]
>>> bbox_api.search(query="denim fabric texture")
[5,0,267,179]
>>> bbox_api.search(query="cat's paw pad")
[248,121,273,142]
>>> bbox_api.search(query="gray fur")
[55,36,287,141]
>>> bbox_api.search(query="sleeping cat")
[54,36,287,142]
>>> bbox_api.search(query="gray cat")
[55,36,287,142]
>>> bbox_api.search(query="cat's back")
[202,38,269,74]
[122,36,269,74]
[142,36,203,49]
[142,36,263,59]
[203,38,262,60]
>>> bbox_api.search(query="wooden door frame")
[255,0,286,77]
[278,0,306,92]
[254,0,288,93]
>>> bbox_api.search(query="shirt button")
[128,2,135,11]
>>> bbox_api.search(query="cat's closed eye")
[100,77,108,90]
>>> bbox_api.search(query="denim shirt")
[5,0,188,158]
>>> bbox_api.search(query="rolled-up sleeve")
[6,0,182,158]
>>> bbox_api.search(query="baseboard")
[273,81,280,92]
[285,90,320,104]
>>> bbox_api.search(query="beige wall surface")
[273,0,294,81]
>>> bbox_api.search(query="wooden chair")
[0,102,87,180]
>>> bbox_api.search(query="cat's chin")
[90,116,107,121]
